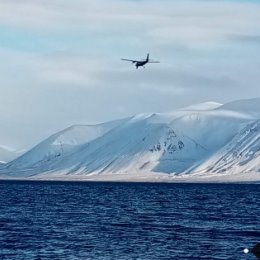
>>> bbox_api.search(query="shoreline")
[0,171,259,184]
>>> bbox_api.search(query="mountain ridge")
[1,98,260,182]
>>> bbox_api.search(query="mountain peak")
[180,101,223,111]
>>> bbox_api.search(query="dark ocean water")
[0,181,259,260]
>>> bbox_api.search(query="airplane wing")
[148,61,160,63]
[121,58,138,63]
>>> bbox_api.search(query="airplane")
[121,54,160,69]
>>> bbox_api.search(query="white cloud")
[0,0,260,46]
[0,0,260,148]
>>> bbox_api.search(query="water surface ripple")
[0,181,259,259]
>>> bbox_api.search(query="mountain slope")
[194,119,260,174]
[4,118,127,172]
[45,114,208,175]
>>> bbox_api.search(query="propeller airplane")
[121,54,160,69]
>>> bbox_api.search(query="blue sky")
[0,0,260,149]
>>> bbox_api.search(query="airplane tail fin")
[146,53,149,62]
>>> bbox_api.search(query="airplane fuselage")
[135,60,148,68]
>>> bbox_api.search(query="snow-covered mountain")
[3,118,127,172]
[0,98,259,182]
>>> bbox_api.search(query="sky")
[0,0,260,150]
